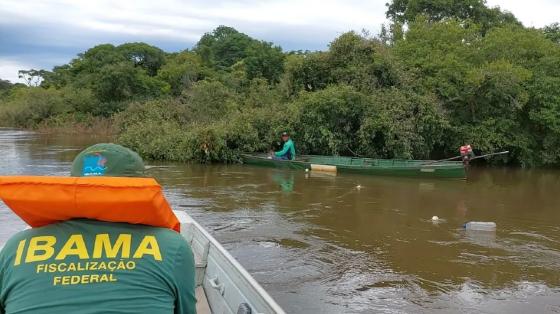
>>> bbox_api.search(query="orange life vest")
[460,145,472,155]
[0,176,180,232]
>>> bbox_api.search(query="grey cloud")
[5,0,555,82]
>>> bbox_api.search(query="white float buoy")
[356,185,362,190]
[305,168,309,172]
[431,216,439,221]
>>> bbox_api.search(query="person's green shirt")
[274,139,296,160]
[0,219,196,314]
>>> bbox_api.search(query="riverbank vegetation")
[1,0,559,166]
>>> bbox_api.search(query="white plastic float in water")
[464,221,496,231]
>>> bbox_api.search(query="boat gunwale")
[241,153,464,169]
[174,210,286,314]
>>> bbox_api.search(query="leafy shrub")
[289,85,369,155]
[359,89,448,159]
[0,88,70,127]
[117,98,285,162]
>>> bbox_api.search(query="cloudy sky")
[0,0,558,83]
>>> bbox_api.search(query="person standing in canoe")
[273,132,296,160]
[0,144,196,314]
[460,144,475,166]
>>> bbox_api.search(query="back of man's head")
[70,143,145,177]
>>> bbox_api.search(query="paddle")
[470,150,509,161]
[423,155,463,164]
[424,150,510,165]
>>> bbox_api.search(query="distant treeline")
[1,0,559,166]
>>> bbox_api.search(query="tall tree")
[386,0,520,33]
[157,51,203,95]
[194,26,285,83]
[0,79,12,90]
[18,69,47,87]
[118,43,166,76]
[543,23,560,44]
[41,43,170,103]
[244,41,285,83]
[195,26,254,69]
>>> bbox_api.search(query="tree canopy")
[386,0,520,33]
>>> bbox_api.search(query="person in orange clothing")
[460,144,475,166]
[0,143,196,314]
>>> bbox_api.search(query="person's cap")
[281,132,289,137]
[70,143,145,177]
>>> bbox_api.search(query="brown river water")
[1,129,560,313]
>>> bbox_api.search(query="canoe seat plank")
[195,250,207,286]
[196,286,211,314]
[195,250,206,267]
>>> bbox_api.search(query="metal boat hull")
[175,211,285,314]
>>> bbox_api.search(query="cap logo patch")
[82,153,107,176]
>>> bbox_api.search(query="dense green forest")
[1,0,559,166]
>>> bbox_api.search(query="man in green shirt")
[274,132,296,160]
[0,143,196,314]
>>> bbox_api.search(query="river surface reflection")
[1,129,559,313]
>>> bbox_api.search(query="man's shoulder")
[143,225,186,243]
[0,228,32,253]
[81,220,189,250]
[75,220,186,242]
[0,228,38,265]
[2,220,186,247]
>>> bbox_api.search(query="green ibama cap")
[71,143,145,177]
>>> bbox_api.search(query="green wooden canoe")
[240,154,466,179]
